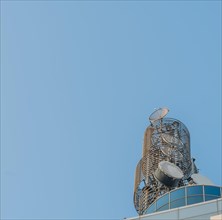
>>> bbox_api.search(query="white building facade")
[127,198,222,220]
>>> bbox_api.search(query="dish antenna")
[160,145,183,161]
[191,173,214,185]
[161,133,184,148]
[149,107,169,123]
[154,161,184,187]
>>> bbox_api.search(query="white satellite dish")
[160,145,183,161]
[154,161,184,187]
[149,107,169,123]
[161,133,184,148]
[159,161,184,179]
[191,173,214,185]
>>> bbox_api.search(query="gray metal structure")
[134,108,195,215]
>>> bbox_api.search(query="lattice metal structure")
[133,108,194,215]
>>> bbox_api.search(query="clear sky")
[1,1,221,219]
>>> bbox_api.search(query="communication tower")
[133,108,219,215]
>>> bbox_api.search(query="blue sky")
[1,1,221,219]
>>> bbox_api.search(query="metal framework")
[134,112,193,215]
